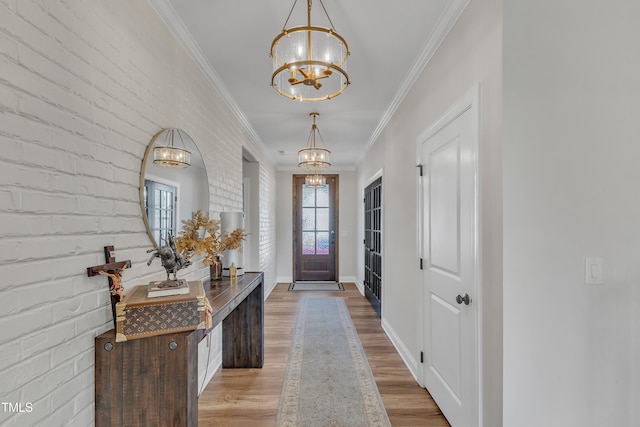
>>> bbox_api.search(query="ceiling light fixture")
[271,0,350,101]
[152,128,191,168]
[298,112,330,169]
[305,170,326,187]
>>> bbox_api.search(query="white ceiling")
[149,0,468,170]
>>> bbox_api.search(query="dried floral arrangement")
[174,210,245,265]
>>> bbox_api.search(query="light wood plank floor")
[198,283,450,426]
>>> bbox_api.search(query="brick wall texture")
[0,1,277,425]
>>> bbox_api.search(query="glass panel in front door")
[301,184,330,255]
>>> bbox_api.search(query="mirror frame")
[140,128,209,248]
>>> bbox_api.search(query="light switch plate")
[585,257,603,285]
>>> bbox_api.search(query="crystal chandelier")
[305,170,326,187]
[271,0,350,101]
[298,112,330,169]
[152,128,191,168]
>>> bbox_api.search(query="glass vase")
[210,256,223,281]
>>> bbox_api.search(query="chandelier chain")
[309,113,326,148]
[281,0,337,32]
[281,0,299,31]
[318,0,337,30]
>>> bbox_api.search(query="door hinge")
[419,258,423,270]
[416,164,423,177]
[420,351,424,363]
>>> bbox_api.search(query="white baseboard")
[339,275,357,283]
[339,276,364,294]
[276,276,293,284]
[264,279,279,299]
[381,317,420,383]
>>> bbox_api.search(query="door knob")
[456,294,471,305]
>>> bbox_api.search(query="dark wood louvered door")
[364,176,382,317]
[293,175,339,282]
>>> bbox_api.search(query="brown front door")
[293,174,338,282]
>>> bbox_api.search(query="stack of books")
[147,279,190,298]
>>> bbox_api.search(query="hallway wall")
[503,1,640,425]
[356,0,503,425]
[0,1,277,425]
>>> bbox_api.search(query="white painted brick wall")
[0,0,277,425]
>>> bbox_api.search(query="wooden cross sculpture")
[87,246,132,329]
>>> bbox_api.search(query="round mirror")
[140,128,209,248]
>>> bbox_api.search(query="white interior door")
[419,87,479,426]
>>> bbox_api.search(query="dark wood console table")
[200,272,264,368]
[95,272,264,426]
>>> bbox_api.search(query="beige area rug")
[276,297,391,427]
[288,281,344,291]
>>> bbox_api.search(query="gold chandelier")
[305,170,326,187]
[271,0,350,101]
[152,128,191,168]
[298,112,330,169]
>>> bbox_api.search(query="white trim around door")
[417,83,481,427]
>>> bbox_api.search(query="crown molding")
[357,0,471,167]
[147,0,273,164]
